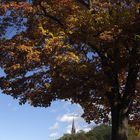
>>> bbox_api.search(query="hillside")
[59,125,140,140]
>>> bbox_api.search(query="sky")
[0,90,95,140]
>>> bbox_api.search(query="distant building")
[71,118,76,134]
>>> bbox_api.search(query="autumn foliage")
[0,0,140,140]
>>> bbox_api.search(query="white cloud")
[49,132,58,138]
[82,126,92,132]
[58,113,83,123]
[66,124,72,134]
[79,123,96,133]
[49,122,59,130]
[83,127,91,132]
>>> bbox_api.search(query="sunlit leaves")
[0,0,139,126]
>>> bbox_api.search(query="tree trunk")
[111,106,128,140]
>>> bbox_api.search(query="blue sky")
[0,91,95,140]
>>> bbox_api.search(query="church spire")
[71,118,76,134]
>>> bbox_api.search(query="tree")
[59,124,140,140]
[0,1,139,140]
[59,132,89,140]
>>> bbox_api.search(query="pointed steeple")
[71,118,76,134]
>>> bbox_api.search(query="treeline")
[59,125,140,140]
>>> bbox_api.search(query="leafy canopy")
[0,0,140,124]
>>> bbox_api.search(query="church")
[71,118,76,134]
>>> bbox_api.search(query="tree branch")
[39,3,65,28]
[88,0,93,9]
[77,0,90,9]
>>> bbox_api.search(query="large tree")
[0,0,140,140]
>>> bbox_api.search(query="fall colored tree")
[0,1,140,140]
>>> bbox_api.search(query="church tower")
[71,118,76,134]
